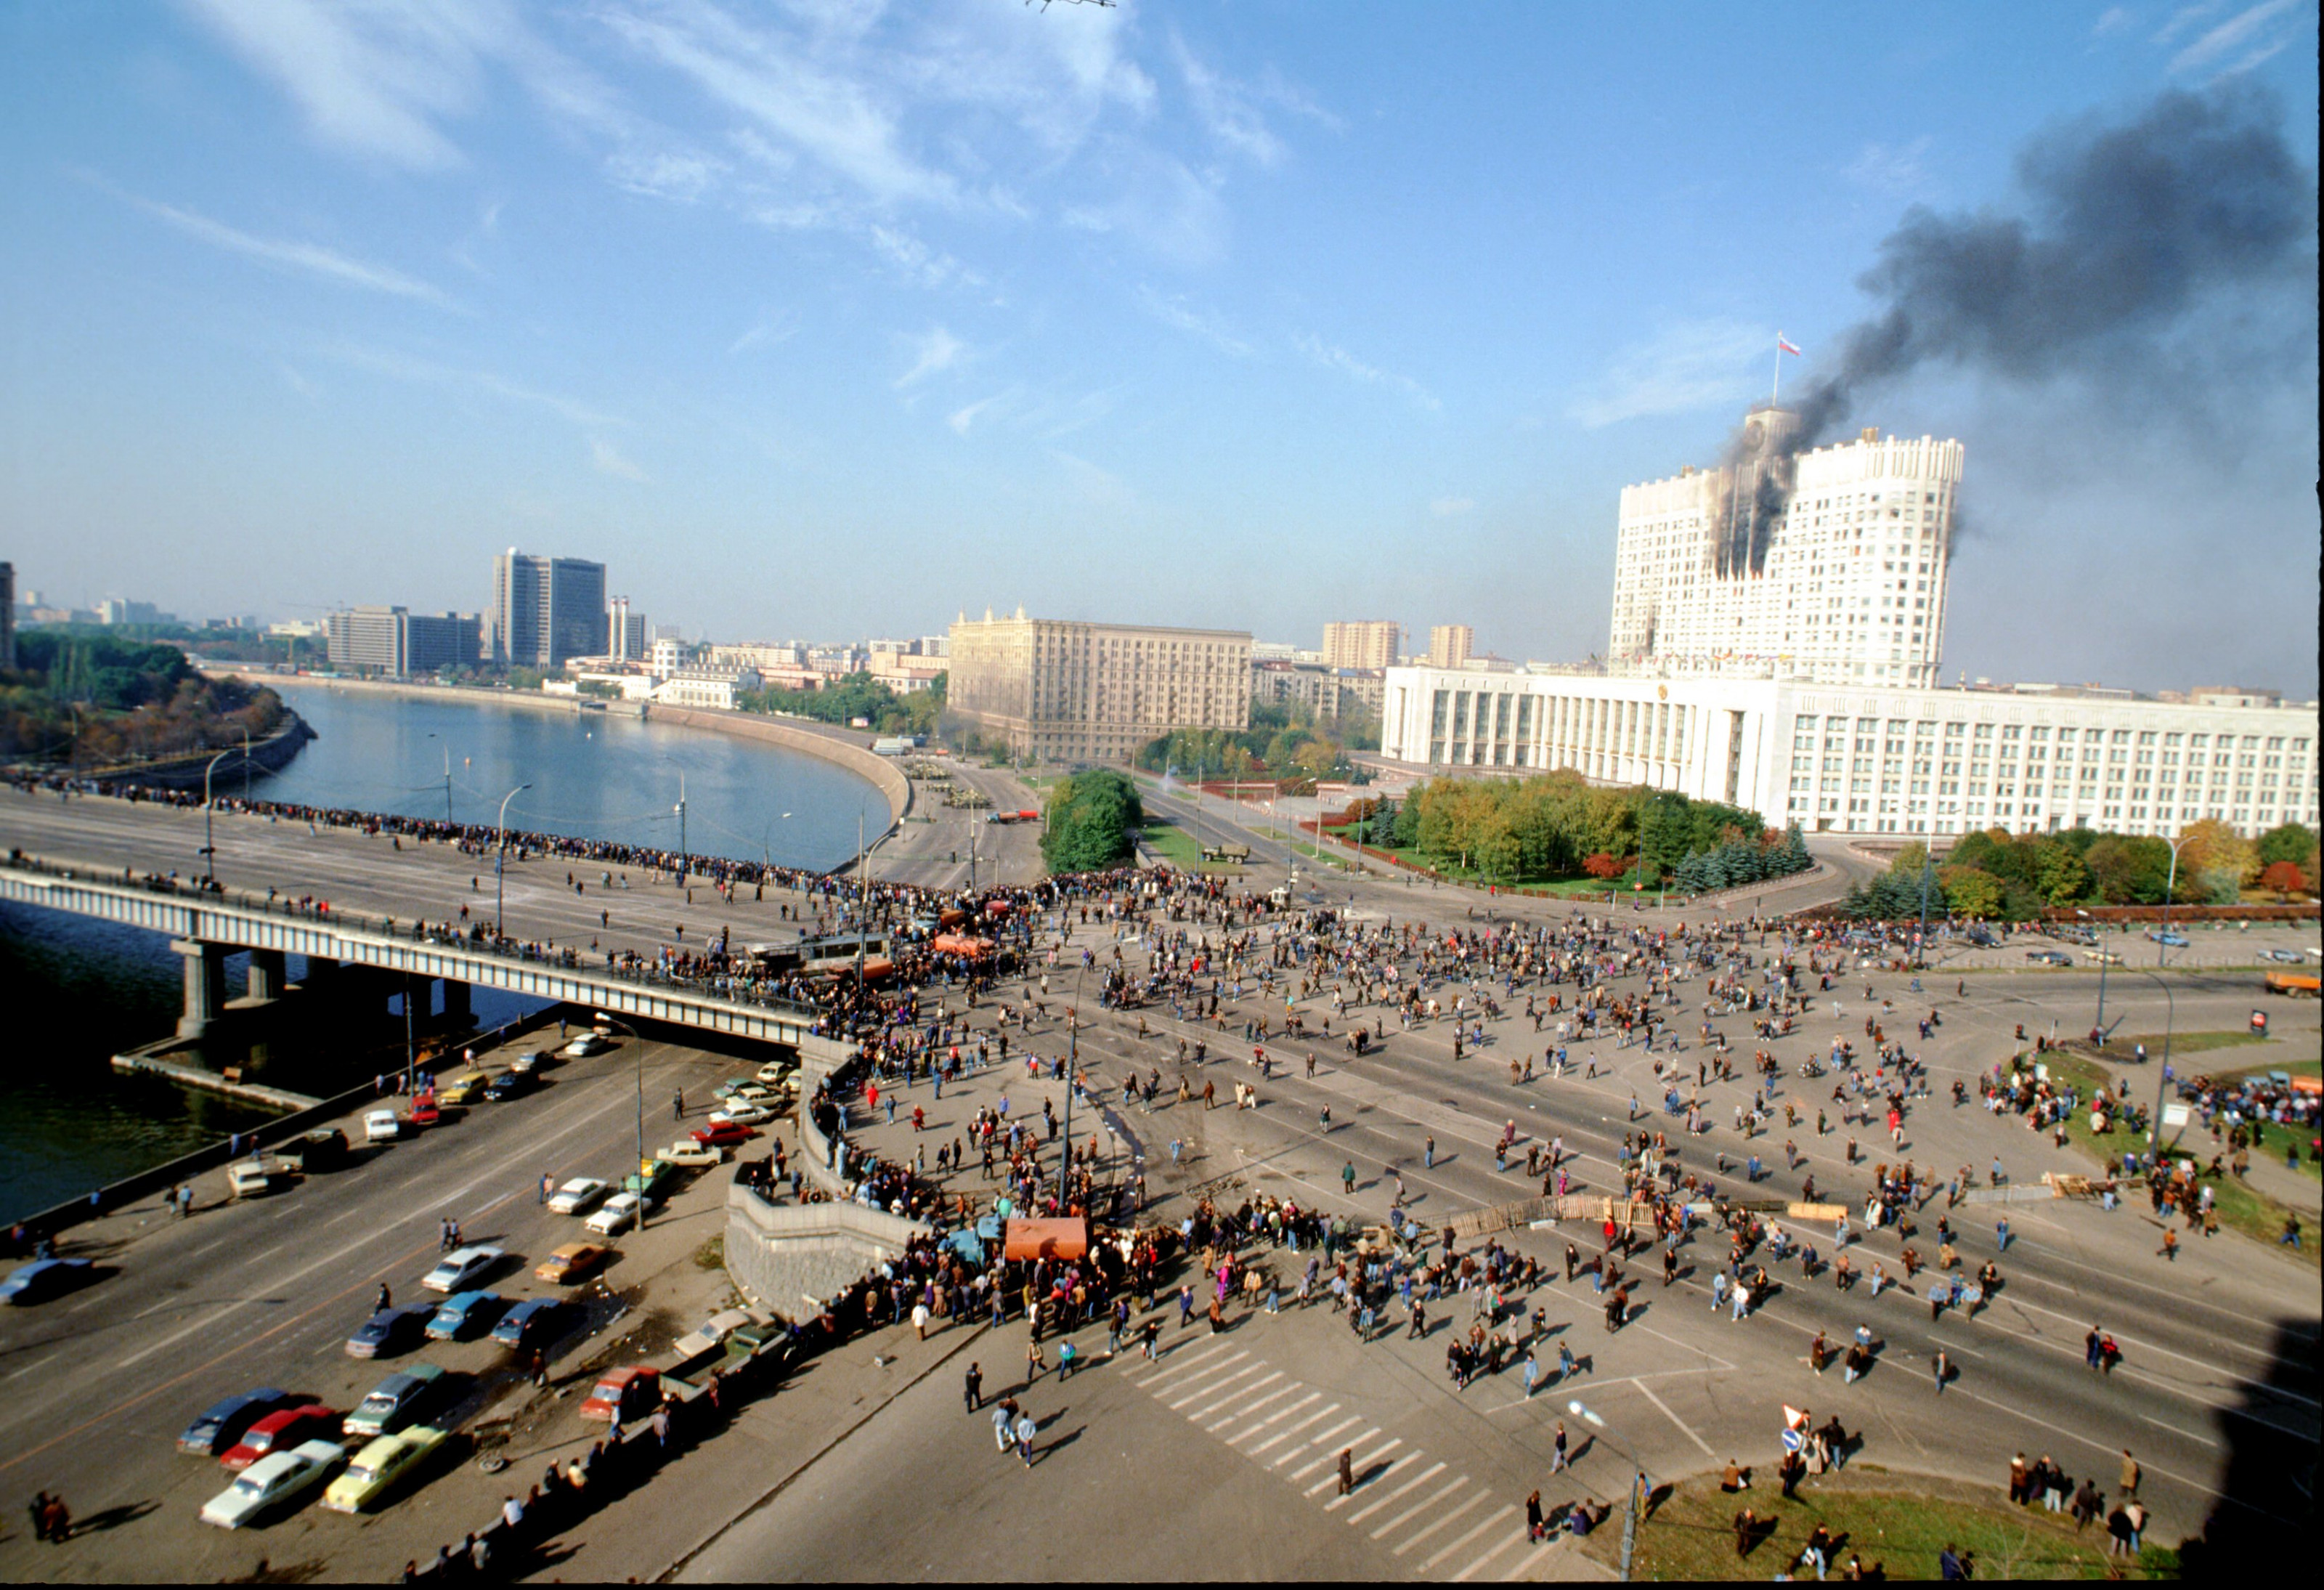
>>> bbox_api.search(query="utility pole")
[495,782,532,939]
[1914,849,1934,970]
[200,749,232,885]
[675,771,688,875]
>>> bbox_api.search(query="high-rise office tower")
[492,551,607,669]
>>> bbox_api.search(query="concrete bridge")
[0,858,830,1050]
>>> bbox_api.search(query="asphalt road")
[0,1026,764,1582]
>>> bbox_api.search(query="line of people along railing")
[0,850,831,1025]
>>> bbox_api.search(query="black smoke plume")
[1718,86,2314,567]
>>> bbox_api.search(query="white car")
[363,1110,402,1144]
[753,1062,796,1086]
[585,1192,651,1236]
[561,1032,612,1058]
[664,1142,723,1168]
[508,1050,554,1075]
[710,1103,772,1127]
[198,1439,344,1528]
[421,1246,504,1293]
[547,1177,610,1215]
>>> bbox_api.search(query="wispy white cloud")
[2153,2,2224,44]
[1295,333,1439,411]
[1430,497,1476,518]
[2167,0,2301,73]
[110,184,455,307]
[1842,136,1934,196]
[276,362,320,402]
[895,326,965,388]
[2091,6,2137,35]
[1569,318,1771,429]
[590,437,647,481]
[321,343,622,429]
[947,394,1001,435]
[606,148,727,201]
[729,309,797,356]
[1137,287,1253,357]
[1171,31,1339,168]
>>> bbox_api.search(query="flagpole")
[1772,334,1783,407]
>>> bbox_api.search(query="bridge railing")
[1,850,830,1026]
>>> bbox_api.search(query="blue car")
[0,1257,94,1305]
[2151,930,2190,948]
[179,1388,303,1456]
[489,1298,574,1352]
[346,1303,436,1359]
[425,1290,505,1341]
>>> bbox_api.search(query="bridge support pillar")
[247,949,289,1002]
[441,978,471,1022]
[172,938,227,1040]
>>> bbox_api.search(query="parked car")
[535,1243,610,1285]
[220,1405,344,1470]
[227,1157,296,1199]
[753,1061,796,1087]
[0,1257,94,1306]
[2263,948,2309,963]
[363,1109,403,1145]
[484,1070,536,1103]
[277,1129,349,1174]
[420,1246,505,1294]
[690,1119,755,1149]
[198,1440,344,1528]
[2150,930,2191,948]
[2025,949,2071,965]
[436,1071,493,1106]
[407,1094,441,1128]
[561,1032,612,1058]
[346,1303,435,1359]
[508,1049,556,1075]
[491,1298,575,1352]
[180,1389,308,1456]
[548,1177,610,1215]
[663,1142,724,1168]
[578,1366,662,1423]
[322,1426,450,1513]
[710,1102,772,1127]
[344,1364,447,1439]
[425,1290,505,1341]
[712,1079,771,1103]
[622,1158,676,1197]
[585,1192,652,1236]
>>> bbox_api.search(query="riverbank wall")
[68,711,315,792]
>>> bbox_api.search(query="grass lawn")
[2110,1029,2269,1058]
[1137,822,1235,874]
[1578,1472,2177,1581]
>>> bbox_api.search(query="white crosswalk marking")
[1333,1452,1431,1516]
[1273,1414,1364,1467]
[1169,1363,1262,1408]
[1227,1391,1320,1443]
[1304,1435,1396,1495]
[1295,1427,1379,1484]
[1248,1402,1341,1453]
[1373,1475,1467,1539]
[1393,1492,1486,1556]
[1499,1538,1561,1580]
[1344,1457,1442,1521]
[1200,1379,1293,1427]
[1422,1504,1516,1570]
[1151,1350,1249,1398]
[1451,1525,1533,1581]
[1134,1340,1235,1388]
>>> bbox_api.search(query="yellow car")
[535,1242,610,1284]
[436,1071,493,1106]
[322,1425,448,1513]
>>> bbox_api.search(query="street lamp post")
[241,726,253,804]
[591,1011,649,1224]
[2079,909,2110,1038]
[2133,970,2179,1162]
[200,749,232,885]
[2158,835,2193,959]
[426,734,453,823]
[1567,1400,1644,1581]
[675,771,688,876]
[494,783,532,940]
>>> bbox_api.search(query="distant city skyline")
[2,4,2315,694]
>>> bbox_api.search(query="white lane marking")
[1423,1504,1519,1571]
[3,1353,59,1384]
[1498,1537,1562,1580]
[1135,1340,1235,1388]
[1372,1475,1467,1539]
[1452,1525,1532,1581]
[1394,1492,1487,1556]
[1273,1414,1363,1467]
[1344,1458,1442,1522]
[1635,1382,1715,1457]
[1227,1392,1320,1444]
[1248,1402,1341,1455]
[1294,1427,1379,1482]
[2143,1413,2220,1448]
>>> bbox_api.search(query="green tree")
[1938,864,2004,918]
[2029,839,2090,905]
[2256,822,2319,877]
[1039,768,1145,873]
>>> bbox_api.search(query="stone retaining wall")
[723,1181,929,1314]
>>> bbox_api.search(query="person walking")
[671,1088,684,1121]
[964,1362,983,1413]
[1551,1420,1569,1473]
[2118,1449,2140,1499]
[1933,1347,1951,1395]
[1015,1410,1038,1467]
[1337,1445,1354,1496]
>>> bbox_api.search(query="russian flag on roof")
[1777,336,1803,357]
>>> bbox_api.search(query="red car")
[408,1094,441,1128]
[690,1120,755,1149]
[220,1405,344,1470]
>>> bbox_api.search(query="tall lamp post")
[853,813,900,988]
[2135,970,2179,1163]
[1567,1400,1645,1581]
[2157,834,2193,956]
[494,783,532,940]
[2078,908,2109,1037]
[425,733,454,823]
[200,749,233,885]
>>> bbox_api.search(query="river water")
[0,683,889,1222]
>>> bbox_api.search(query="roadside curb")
[652,1318,991,1582]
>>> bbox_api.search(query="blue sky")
[2,1,2316,692]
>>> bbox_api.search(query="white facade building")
[1378,404,2318,838]
[1611,410,1962,688]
